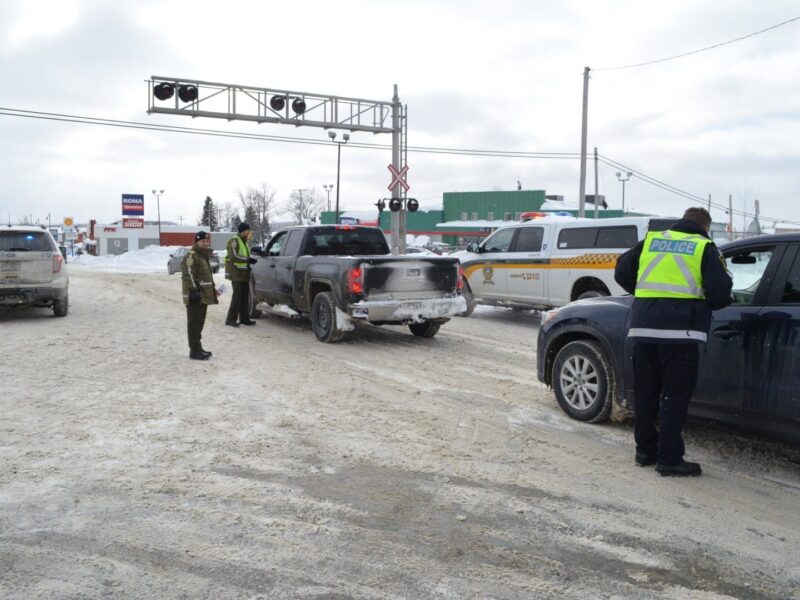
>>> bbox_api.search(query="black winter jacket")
[614,219,733,344]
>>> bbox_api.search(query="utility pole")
[728,194,734,241]
[754,199,762,234]
[390,84,403,253]
[707,194,711,213]
[578,67,590,218]
[593,147,599,219]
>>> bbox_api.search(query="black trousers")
[633,342,699,465]
[186,303,208,351]
[226,281,250,324]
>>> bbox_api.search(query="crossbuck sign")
[387,164,410,192]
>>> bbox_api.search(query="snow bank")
[69,245,180,273]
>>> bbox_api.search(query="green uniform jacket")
[181,244,219,305]
[225,234,252,283]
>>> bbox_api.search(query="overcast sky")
[1,0,799,229]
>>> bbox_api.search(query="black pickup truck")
[248,225,466,342]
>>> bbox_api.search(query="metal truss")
[146,76,397,134]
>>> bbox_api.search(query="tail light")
[347,265,364,295]
[457,263,464,293]
[52,253,64,273]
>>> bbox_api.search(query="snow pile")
[70,245,180,273]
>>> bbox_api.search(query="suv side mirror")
[731,255,756,264]
[466,242,480,253]
[250,246,263,256]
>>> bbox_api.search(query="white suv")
[0,226,69,316]
[455,215,675,315]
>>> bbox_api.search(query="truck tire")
[408,321,441,338]
[53,294,68,317]
[552,340,613,423]
[311,292,344,343]
[249,278,262,319]
[460,281,476,317]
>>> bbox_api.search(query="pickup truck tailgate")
[363,258,457,299]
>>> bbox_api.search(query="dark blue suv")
[537,233,800,444]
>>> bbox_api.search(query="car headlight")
[541,309,560,326]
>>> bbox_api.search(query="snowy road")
[1,268,799,599]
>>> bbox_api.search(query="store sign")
[123,218,144,229]
[122,194,144,216]
[339,216,359,225]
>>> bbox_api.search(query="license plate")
[401,302,423,311]
[0,261,20,272]
[405,268,421,277]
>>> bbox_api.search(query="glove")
[248,257,258,265]
[189,290,201,304]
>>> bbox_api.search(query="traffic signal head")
[178,84,198,103]
[375,199,386,212]
[389,198,403,212]
[153,82,175,101]
[406,198,419,212]
[270,96,286,111]
[291,98,306,114]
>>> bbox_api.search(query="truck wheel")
[53,294,69,317]
[460,281,476,317]
[552,340,612,423]
[248,278,262,319]
[311,292,344,343]
[408,321,441,338]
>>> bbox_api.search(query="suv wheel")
[460,281,476,317]
[552,340,612,422]
[311,292,344,343]
[53,294,69,317]
[577,289,608,300]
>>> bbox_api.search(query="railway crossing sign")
[388,164,410,192]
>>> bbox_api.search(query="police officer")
[182,231,220,360]
[614,207,732,476]
[225,222,258,327]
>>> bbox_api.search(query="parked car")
[167,247,220,274]
[454,215,677,315]
[249,225,466,342]
[0,226,69,316]
[537,233,800,444]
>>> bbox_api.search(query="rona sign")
[122,194,144,216]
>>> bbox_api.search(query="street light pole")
[328,132,350,223]
[151,189,164,243]
[615,172,632,214]
[322,184,334,213]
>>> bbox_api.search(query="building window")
[461,212,468,221]
[471,212,478,221]
[487,211,494,221]
[504,212,512,221]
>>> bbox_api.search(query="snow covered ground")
[1,262,799,599]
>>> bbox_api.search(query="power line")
[595,15,800,71]
[2,106,799,226]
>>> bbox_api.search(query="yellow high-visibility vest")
[635,230,710,299]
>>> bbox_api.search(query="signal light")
[406,198,419,212]
[347,265,364,295]
[457,264,464,292]
[178,84,198,103]
[52,253,63,274]
[291,98,306,114]
[153,82,175,101]
[270,96,286,111]
[389,198,403,212]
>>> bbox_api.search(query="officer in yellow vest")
[225,222,258,327]
[615,207,732,477]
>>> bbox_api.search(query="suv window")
[267,232,286,257]
[308,227,389,256]
[0,231,54,252]
[727,247,774,305]
[282,230,304,257]
[482,228,516,253]
[514,227,544,252]
[781,251,800,304]
[557,226,638,250]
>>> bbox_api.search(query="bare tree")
[284,187,325,224]
[237,183,277,244]
[219,201,238,231]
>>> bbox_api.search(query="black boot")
[239,319,256,326]
[200,348,212,358]
[225,321,240,327]
[190,348,210,360]
[635,451,657,467]
[656,460,702,477]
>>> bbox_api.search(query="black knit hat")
[238,222,251,233]
[195,231,209,242]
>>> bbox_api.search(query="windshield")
[309,227,389,256]
[0,231,54,252]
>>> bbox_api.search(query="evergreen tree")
[200,196,219,231]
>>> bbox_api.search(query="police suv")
[455,214,675,315]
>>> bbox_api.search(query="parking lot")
[1,268,799,599]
